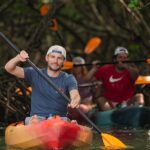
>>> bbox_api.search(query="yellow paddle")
[102,133,126,149]
[0,32,126,149]
[75,110,127,149]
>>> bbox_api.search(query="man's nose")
[54,58,59,63]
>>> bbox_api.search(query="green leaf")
[128,0,140,10]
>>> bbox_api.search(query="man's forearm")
[127,65,139,80]
[5,56,20,73]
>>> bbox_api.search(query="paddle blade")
[146,58,150,64]
[62,61,74,70]
[84,37,102,55]
[101,133,127,149]
[135,75,150,85]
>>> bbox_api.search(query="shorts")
[25,114,69,125]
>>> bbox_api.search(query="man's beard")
[48,64,63,72]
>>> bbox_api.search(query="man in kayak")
[91,47,144,111]
[5,45,81,124]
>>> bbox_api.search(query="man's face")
[115,53,129,70]
[116,53,128,62]
[46,53,65,71]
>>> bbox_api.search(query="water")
[0,128,150,150]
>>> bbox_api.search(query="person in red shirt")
[95,47,144,111]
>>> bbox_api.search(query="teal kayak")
[90,106,150,128]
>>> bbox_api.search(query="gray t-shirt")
[24,67,78,117]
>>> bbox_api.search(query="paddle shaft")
[73,60,147,67]
[0,32,102,134]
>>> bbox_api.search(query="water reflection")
[146,130,150,150]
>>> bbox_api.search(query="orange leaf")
[40,4,49,16]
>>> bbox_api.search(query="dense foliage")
[0,0,150,123]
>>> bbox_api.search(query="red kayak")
[5,116,93,149]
